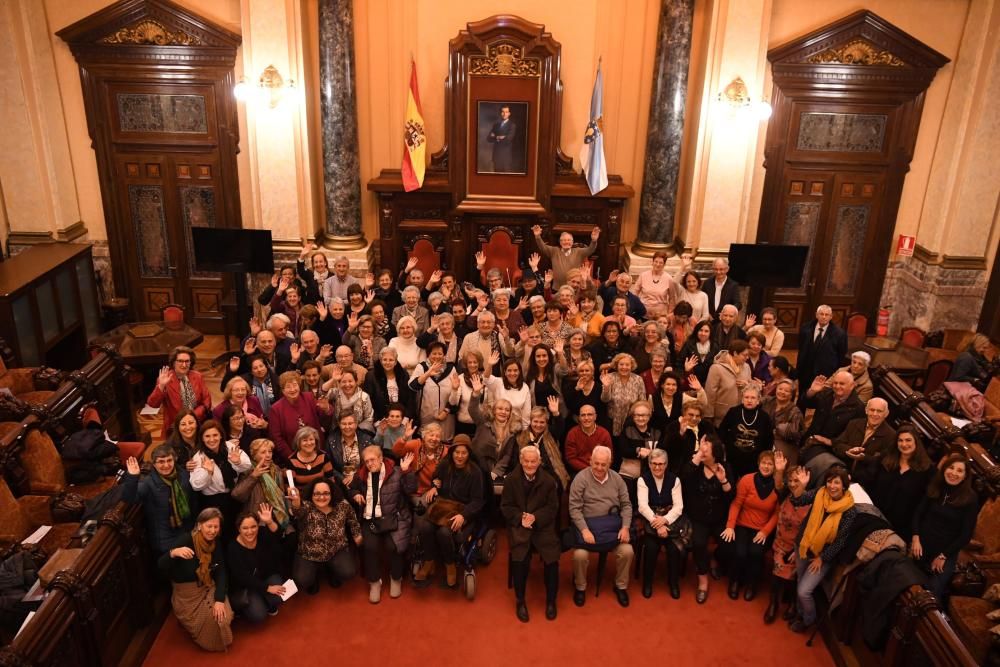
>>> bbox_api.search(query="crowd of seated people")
[128,233,983,651]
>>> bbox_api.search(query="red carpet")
[143,531,835,667]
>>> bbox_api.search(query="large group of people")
[127,233,983,651]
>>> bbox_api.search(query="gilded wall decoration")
[99,20,200,46]
[806,39,905,66]
[470,43,541,77]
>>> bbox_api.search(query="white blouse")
[189,449,252,495]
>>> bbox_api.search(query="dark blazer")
[599,284,647,321]
[802,388,866,444]
[709,320,747,350]
[702,277,742,319]
[832,418,897,463]
[796,319,848,389]
[500,466,561,563]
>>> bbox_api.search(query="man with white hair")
[531,224,601,288]
[799,370,865,467]
[710,304,748,349]
[832,397,896,463]
[828,351,874,403]
[324,255,362,302]
[796,304,847,405]
[599,270,646,320]
[702,257,742,320]
[457,310,513,376]
[501,446,561,622]
[568,445,633,608]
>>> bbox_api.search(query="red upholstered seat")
[900,327,926,348]
[408,239,440,279]
[161,304,185,324]
[479,230,522,288]
[845,312,868,337]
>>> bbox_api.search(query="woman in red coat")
[267,370,330,465]
[147,346,212,437]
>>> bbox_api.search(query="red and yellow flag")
[401,60,426,192]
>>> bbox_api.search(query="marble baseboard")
[879,256,987,335]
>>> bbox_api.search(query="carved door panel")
[765,169,886,347]
[113,152,227,332]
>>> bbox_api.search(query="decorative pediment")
[469,43,541,77]
[57,0,240,64]
[768,10,948,73]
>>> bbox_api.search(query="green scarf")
[159,470,191,529]
[260,467,290,529]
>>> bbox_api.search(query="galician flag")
[401,60,426,192]
[579,61,608,196]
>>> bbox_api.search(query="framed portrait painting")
[476,101,529,175]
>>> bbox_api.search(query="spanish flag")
[401,60,426,192]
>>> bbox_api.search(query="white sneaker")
[369,580,382,604]
[389,577,402,598]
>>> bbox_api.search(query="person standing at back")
[796,305,847,408]
[702,258,741,320]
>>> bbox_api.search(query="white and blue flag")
[579,61,608,196]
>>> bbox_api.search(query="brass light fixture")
[234,64,296,108]
[717,76,771,119]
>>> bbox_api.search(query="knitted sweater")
[568,469,632,533]
[726,474,779,535]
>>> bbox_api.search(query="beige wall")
[4,0,996,286]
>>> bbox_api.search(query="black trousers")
[718,525,770,585]
[641,533,682,586]
[362,522,404,582]
[511,554,558,604]
[415,515,474,565]
[690,519,723,575]
[292,549,356,589]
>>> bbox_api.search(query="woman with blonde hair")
[212,375,267,429]
[600,352,645,436]
[388,315,427,374]
[232,439,291,535]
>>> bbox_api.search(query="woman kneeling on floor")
[160,507,233,652]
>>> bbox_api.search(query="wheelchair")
[408,514,498,600]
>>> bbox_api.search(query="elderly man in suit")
[702,258,742,320]
[796,305,847,407]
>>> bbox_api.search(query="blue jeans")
[796,557,831,626]
[231,574,284,623]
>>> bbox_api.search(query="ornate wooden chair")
[845,312,868,337]
[900,326,927,348]
[406,238,441,280]
[479,229,522,288]
[160,303,186,324]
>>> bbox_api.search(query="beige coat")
[704,350,752,426]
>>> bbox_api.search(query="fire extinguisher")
[877,307,890,337]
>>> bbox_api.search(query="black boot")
[728,579,740,600]
[764,578,782,624]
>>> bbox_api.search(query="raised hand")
[680,252,693,270]
[228,445,243,465]
[744,313,757,329]
[774,450,787,473]
[794,467,810,488]
[243,337,257,357]
[713,463,728,484]
[450,371,461,390]
[277,276,291,293]
[289,343,301,364]
[405,256,419,272]
[429,360,444,377]
[567,301,579,316]
[126,456,140,476]
[553,338,565,354]
[685,354,698,373]
[528,252,541,271]
[518,326,529,342]
[516,296,529,312]
[299,239,316,259]
[347,312,359,331]
[318,344,333,363]
[430,270,443,284]
[364,289,375,303]
[156,366,172,391]
[403,418,417,440]
[316,301,328,320]
[400,451,415,472]
[471,374,483,394]
[809,376,827,394]
[581,259,593,278]
[475,251,487,267]
[270,270,280,288]
[257,502,273,524]
[600,371,613,387]
[201,457,216,474]
[476,291,490,308]
[249,317,262,336]
[429,314,440,332]
[591,226,601,240]
[228,355,241,373]
[531,225,543,237]
[488,350,501,367]
[546,395,560,415]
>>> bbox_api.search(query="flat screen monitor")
[191,228,274,274]
[727,243,809,288]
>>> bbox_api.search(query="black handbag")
[368,514,398,534]
[668,515,693,551]
[950,561,986,597]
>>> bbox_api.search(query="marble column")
[318,0,365,249]
[634,0,694,254]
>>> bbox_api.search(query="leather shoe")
[695,588,708,604]
[642,582,653,599]
[545,602,557,620]
[516,601,529,623]
[743,585,757,602]
[710,566,722,580]
[789,619,812,634]
[615,587,630,608]
[764,600,779,625]
[669,582,681,599]
[573,589,586,607]
[728,580,740,600]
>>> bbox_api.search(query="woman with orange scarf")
[788,466,856,633]
[159,507,233,652]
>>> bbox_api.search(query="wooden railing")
[815,365,996,667]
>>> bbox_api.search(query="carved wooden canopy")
[56,0,241,66]
[768,10,949,89]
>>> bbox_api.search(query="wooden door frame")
[756,11,948,346]
[58,0,242,327]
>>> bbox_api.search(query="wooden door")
[766,168,887,347]
[759,11,949,349]
[114,152,229,332]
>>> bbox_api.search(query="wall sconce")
[234,65,296,108]
[717,76,772,120]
